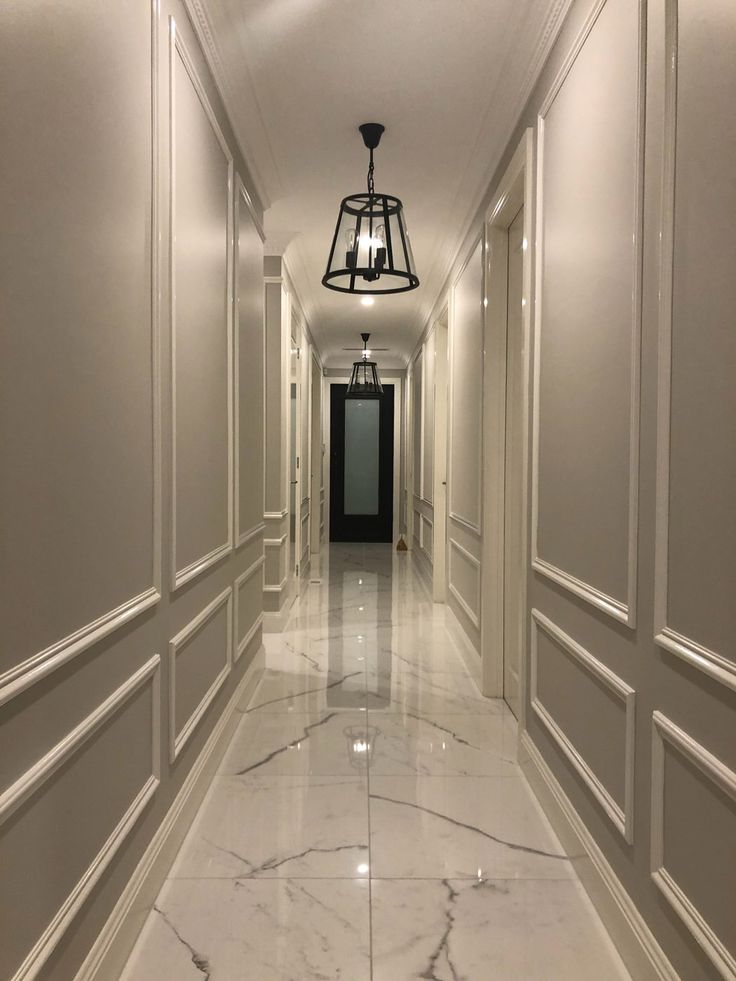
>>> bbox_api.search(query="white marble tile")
[169,776,369,879]
[369,775,574,880]
[367,712,519,777]
[365,682,505,716]
[245,668,368,713]
[219,710,370,777]
[119,544,630,980]
[371,878,630,981]
[121,878,370,981]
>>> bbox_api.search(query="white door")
[503,206,525,718]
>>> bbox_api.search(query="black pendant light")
[346,333,384,399]
[322,123,419,295]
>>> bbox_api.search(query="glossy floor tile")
[121,544,631,980]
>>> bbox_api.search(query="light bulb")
[345,227,357,269]
[375,224,385,246]
[374,223,386,272]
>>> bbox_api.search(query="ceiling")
[195,0,570,367]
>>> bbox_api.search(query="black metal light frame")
[322,124,419,295]
[345,333,384,399]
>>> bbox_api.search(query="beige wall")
[408,0,735,976]
[0,2,265,978]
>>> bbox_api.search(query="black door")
[330,384,394,542]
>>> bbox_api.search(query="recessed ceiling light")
[361,296,375,307]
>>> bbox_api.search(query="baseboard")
[444,605,483,692]
[519,731,678,981]
[74,644,265,981]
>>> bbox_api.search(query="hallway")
[121,546,630,980]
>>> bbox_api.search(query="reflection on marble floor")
[121,544,631,981]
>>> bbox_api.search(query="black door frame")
[329,384,394,543]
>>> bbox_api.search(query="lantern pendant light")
[346,333,384,399]
[322,123,419,295]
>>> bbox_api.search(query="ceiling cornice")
[411,0,575,360]
[183,0,275,210]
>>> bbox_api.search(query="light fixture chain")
[367,147,375,195]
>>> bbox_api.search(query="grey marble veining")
[120,544,631,980]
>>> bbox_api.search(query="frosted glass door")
[344,400,379,515]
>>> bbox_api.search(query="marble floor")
[121,544,631,981]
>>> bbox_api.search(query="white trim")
[237,521,265,548]
[168,587,232,762]
[531,0,644,629]
[447,234,484,537]
[74,648,264,981]
[264,509,288,520]
[234,555,266,661]
[448,538,481,630]
[651,711,736,979]
[237,613,264,662]
[0,589,160,709]
[531,610,635,843]
[236,170,265,242]
[7,656,161,981]
[532,558,632,625]
[181,0,271,211]
[520,732,678,981]
[169,17,235,592]
[652,1,736,693]
[264,534,287,547]
[263,576,289,594]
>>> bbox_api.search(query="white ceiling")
[196,0,570,367]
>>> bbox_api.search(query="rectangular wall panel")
[0,658,159,980]
[654,0,736,690]
[651,712,736,977]
[171,25,233,589]
[0,0,158,683]
[168,588,232,761]
[235,556,265,661]
[533,0,642,625]
[449,241,483,533]
[448,538,481,629]
[235,181,265,546]
[532,611,635,841]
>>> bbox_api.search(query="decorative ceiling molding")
[183,0,276,210]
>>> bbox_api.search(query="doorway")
[480,131,532,724]
[329,384,394,542]
[502,205,525,718]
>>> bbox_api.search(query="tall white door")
[503,207,525,718]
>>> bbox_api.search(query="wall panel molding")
[651,711,736,978]
[448,236,484,536]
[652,0,736,693]
[0,1,163,708]
[234,176,264,549]
[234,555,265,661]
[169,17,234,592]
[168,588,232,762]
[3,657,160,981]
[448,538,481,629]
[531,0,644,628]
[531,610,635,843]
